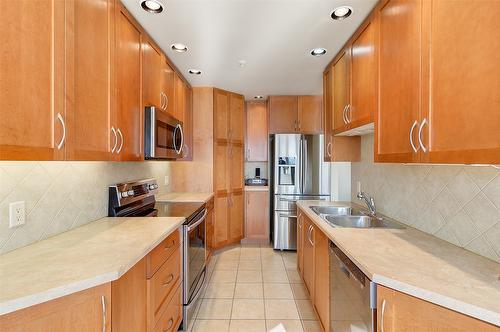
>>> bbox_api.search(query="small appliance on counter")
[245,167,268,186]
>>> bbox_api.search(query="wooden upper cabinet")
[0,284,111,332]
[229,93,245,143]
[142,38,162,109]
[174,73,186,123]
[115,5,143,161]
[0,0,65,160]
[160,57,175,115]
[375,0,422,163]
[377,285,498,332]
[350,19,376,129]
[214,89,230,141]
[421,0,500,164]
[323,69,334,161]
[245,191,270,241]
[65,0,114,161]
[332,49,350,134]
[297,96,322,134]
[180,86,193,160]
[246,101,269,161]
[269,96,298,133]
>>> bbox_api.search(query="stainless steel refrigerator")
[271,134,331,250]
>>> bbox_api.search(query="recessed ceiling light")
[254,95,263,99]
[331,6,353,20]
[171,43,188,53]
[141,0,163,13]
[188,69,202,75]
[310,48,327,57]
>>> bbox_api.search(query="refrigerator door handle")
[298,136,303,193]
[303,137,308,193]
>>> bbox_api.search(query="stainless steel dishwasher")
[329,241,377,332]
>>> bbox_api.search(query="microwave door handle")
[174,124,184,155]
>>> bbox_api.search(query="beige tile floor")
[187,244,322,332]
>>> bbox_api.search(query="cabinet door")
[297,96,322,134]
[245,191,270,241]
[313,228,329,332]
[230,144,244,192]
[332,49,350,134]
[65,0,114,161]
[323,69,334,162]
[421,0,500,164]
[377,285,498,332]
[297,210,305,275]
[229,93,245,144]
[229,191,244,242]
[206,206,215,259]
[303,218,314,297]
[0,0,65,160]
[142,38,162,109]
[375,0,421,163]
[174,73,186,123]
[350,19,376,129]
[214,89,230,142]
[269,96,298,133]
[246,101,268,161]
[0,284,111,331]
[214,194,229,247]
[160,57,175,115]
[116,5,142,161]
[215,143,230,193]
[180,86,193,160]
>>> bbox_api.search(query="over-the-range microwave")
[144,106,184,160]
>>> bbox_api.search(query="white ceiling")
[121,0,378,100]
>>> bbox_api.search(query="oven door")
[183,209,207,301]
[144,106,184,159]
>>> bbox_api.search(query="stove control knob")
[121,191,128,198]
[149,184,157,190]
[127,190,134,196]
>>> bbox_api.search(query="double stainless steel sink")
[310,205,405,229]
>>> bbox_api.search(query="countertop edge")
[156,192,214,203]
[297,201,500,327]
[0,217,186,316]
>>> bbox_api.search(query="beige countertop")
[0,216,185,315]
[156,192,214,203]
[297,200,500,326]
[244,186,269,192]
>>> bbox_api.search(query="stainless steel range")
[108,179,207,331]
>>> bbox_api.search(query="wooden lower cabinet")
[0,284,112,332]
[153,285,182,332]
[206,198,215,261]
[214,194,230,247]
[229,190,244,242]
[296,208,330,332]
[377,285,498,332]
[244,190,270,242]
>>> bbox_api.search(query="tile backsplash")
[351,134,500,263]
[0,161,171,254]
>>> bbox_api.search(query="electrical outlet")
[9,201,26,228]
[164,175,170,186]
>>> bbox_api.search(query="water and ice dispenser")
[278,157,296,186]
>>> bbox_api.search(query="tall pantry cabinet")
[213,89,245,248]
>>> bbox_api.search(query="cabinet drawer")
[154,285,182,332]
[147,229,180,278]
[148,246,181,325]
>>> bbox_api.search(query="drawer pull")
[162,274,175,287]
[164,240,175,250]
[163,318,174,332]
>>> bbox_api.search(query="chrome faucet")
[357,191,376,216]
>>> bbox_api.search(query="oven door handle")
[187,208,208,232]
[187,267,206,306]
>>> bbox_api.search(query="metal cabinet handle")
[247,148,251,160]
[116,128,124,154]
[409,120,419,153]
[297,120,301,131]
[307,225,314,246]
[326,141,332,157]
[164,240,175,250]
[346,104,351,123]
[111,127,117,153]
[381,299,386,332]
[101,295,106,332]
[56,113,66,150]
[164,93,169,110]
[342,105,348,124]
[163,318,174,332]
[160,92,164,109]
[418,118,428,153]
[162,273,175,287]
